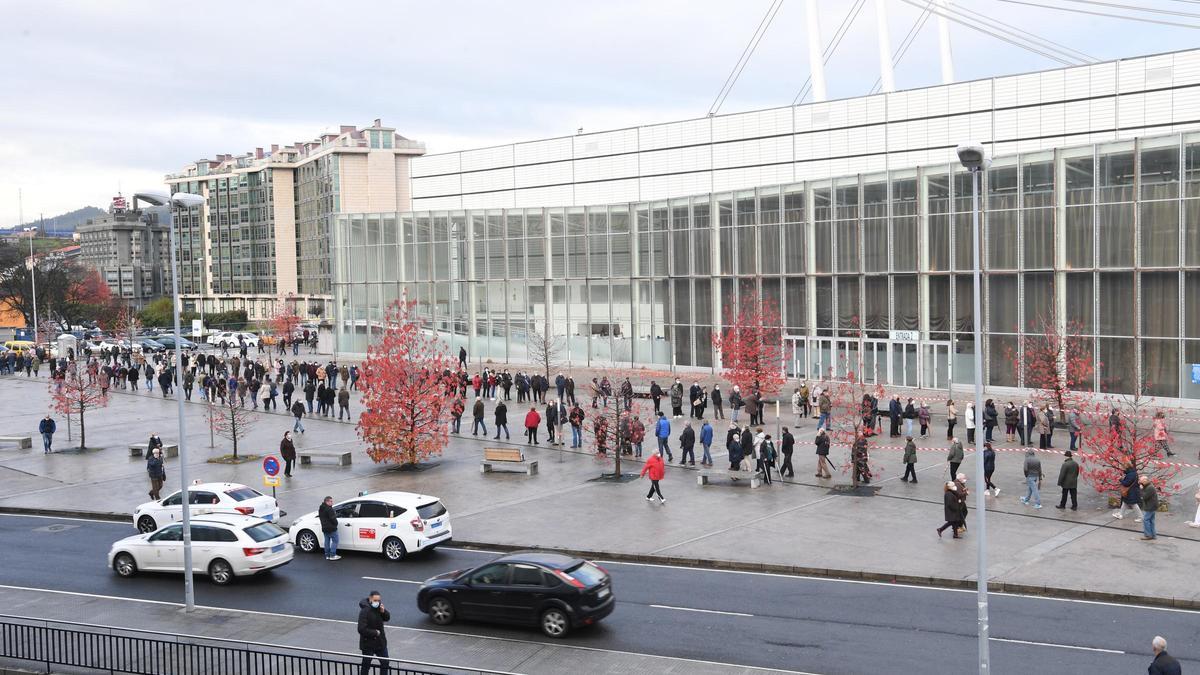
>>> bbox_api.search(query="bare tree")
[527,329,565,381]
[209,396,258,459]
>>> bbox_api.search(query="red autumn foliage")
[1077,393,1181,498]
[68,268,112,307]
[711,298,786,399]
[589,398,650,478]
[356,299,454,465]
[49,364,108,449]
[1007,314,1097,415]
[269,293,303,340]
[818,363,887,487]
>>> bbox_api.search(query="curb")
[6,507,1199,612]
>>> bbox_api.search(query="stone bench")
[299,450,352,466]
[0,435,32,449]
[481,447,538,476]
[697,467,764,488]
[130,443,178,458]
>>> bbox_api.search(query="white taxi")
[289,491,452,561]
[133,482,280,533]
[109,513,292,585]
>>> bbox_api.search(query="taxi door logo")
[359,528,376,539]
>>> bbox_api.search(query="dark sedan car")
[416,552,614,637]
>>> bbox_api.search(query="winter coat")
[39,418,56,435]
[357,597,391,651]
[983,446,996,475]
[1056,458,1078,489]
[1141,482,1159,513]
[903,440,917,464]
[1004,406,1019,427]
[889,399,902,420]
[147,435,164,455]
[944,489,962,522]
[700,423,713,445]
[655,417,671,439]
[680,426,695,451]
[146,455,166,480]
[524,409,541,429]
[814,433,830,456]
[640,453,665,481]
[726,429,743,464]
[781,430,794,456]
[730,391,744,410]
[318,502,338,533]
[1023,453,1044,480]
[984,404,998,428]
[710,388,722,405]
[280,438,296,461]
[337,389,349,406]
[818,393,832,414]
[472,400,485,419]
[494,403,507,425]
[965,406,976,430]
[630,420,645,444]
[291,401,305,418]
[947,441,964,464]
[1153,418,1168,441]
[903,403,916,420]
[1120,467,1141,504]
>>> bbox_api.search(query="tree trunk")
[78,407,85,450]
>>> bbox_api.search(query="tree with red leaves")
[356,299,454,466]
[1009,314,1096,421]
[208,395,257,459]
[1078,392,1181,501]
[589,397,649,478]
[819,364,887,488]
[712,298,786,399]
[269,293,302,342]
[49,364,108,450]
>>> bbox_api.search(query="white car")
[289,491,452,561]
[109,513,292,585]
[133,482,280,533]
[207,331,260,349]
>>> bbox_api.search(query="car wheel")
[113,553,137,578]
[428,596,455,625]
[136,515,157,533]
[540,607,570,638]
[296,530,319,554]
[383,537,406,562]
[209,559,234,586]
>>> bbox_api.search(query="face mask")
[370,601,380,608]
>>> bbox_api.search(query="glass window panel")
[651,231,667,276]
[1142,340,1179,398]
[894,275,918,331]
[736,194,755,226]
[737,227,756,274]
[1098,338,1136,394]
[864,276,888,333]
[506,214,523,239]
[955,275,975,333]
[1097,144,1135,203]
[893,217,917,272]
[1065,205,1094,269]
[927,171,950,214]
[1188,271,1200,338]
[892,174,918,217]
[814,223,832,273]
[1142,272,1179,337]
[674,325,692,366]
[717,197,732,228]
[813,186,832,221]
[693,228,711,275]
[567,209,586,235]
[1186,200,1200,267]
[928,275,950,335]
[759,190,780,225]
[610,208,629,235]
[1023,272,1053,332]
[1065,272,1094,334]
[836,276,860,332]
[988,162,1018,210]
[1097,203,1134,267]
[1023,208,1054,270]
[783,185,805,223]
[609,235,630,277]
[953,213,973,271]
[835,221,858,273]
[760,223,779,274]
[719,227,734,275]
[672,280,690,324]
[1064,152,1094,205]
[693,201,710,230]
[589,209,609,234]
[862,179,887,219]
[526,238,545,278]
[953,171,974,213]
[783,222,805,274]
[1141,141,1180,200]
[863,220,887,273]
[590,282,610,321]
[694,279,713,325]
[785,276,805,330]
[671,203,689,231]
[989,275,1018,333]
[1140,200,1179,267]
[990,335,1018,387]
[1098,272,1134,335]
[552,236,567,277]
[1021,157,1054,208]
[987,210,1017,270]
[507,238,524,278]
[671,230,690,276]
[815,277,832,332]
[526,211,544,237]
[928,214,950,271]
[567,236,587,278]
[1187,140,1200,198]
[836,180,859,220]
[589,235,608,277]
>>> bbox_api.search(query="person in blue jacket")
[699,419,714,467]
[654,412,673,461]
[38,415,57,454]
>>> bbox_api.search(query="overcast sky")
[2,0,1197,227]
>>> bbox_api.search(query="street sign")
[262,455,280,477]
[191,319,204,339]
[1192,364,1200,384]
[889,330,920,343]
[263,475,281,488]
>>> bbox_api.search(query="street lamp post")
[956,143,992,674]
[133,191,205,612]
[22,227,38,342]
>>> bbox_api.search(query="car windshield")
[416,501,447,520]
[243,522,286,542]
[225,487,261,502]
[565,561,607,587]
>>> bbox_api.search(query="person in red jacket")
[640,450,666,504]
[524,406,542,445]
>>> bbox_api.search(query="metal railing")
[0,614,511,675]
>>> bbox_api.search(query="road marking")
[363,576,422,584]
[989,637,1125,654]
[0,584,814,674]
[0,512,126,525]
[650,604,753,617]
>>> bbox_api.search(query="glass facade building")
[335,131,1200,402]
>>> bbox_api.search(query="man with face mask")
[357,590,391,674]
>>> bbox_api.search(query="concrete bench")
[129,443,178,458]
[0,435,32,449]
[697,467,764,489]
[481,447,538,476]
[299,450,352,466]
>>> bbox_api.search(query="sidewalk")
[2,372,1199,610]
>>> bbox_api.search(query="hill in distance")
[1,206,106,236]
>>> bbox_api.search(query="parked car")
[135,337,167,353]
[152,335,197,350]
[109,514,292,585]
[207,331,259,349]
[417,552,614,638]
[132,481,280,533]
[289,491,451,561]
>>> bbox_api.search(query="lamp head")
[171,192,205,209]
[956,143,991,172]
[131,191,205,209]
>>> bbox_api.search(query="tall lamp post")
[22,227,38,342]
[956,143,992,673]
[132,191,205,611]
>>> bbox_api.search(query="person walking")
[1148,636,1182,675]
[679,421,696,466]
[649,380,663,415]
[902,436,918,483]
[357,590,391,674]
[280,431,297,477]
[146,448,166,500]
[524,406,541,445]
[145,432,164,459]
[945,399,957,440]
[319,496,340,560]
[814,428,832,478]
[471,397,487,436]
[700,419,714,467]
[291,399,306,434]
[1153,411,1174,457]
[1140,475,1159,541]
[937,481,963,539]
[1020,448,1043,509]
[1114,461,1144,522]
[640,450,666,504]
[947,437,964,479]
[337,387,351,421]
[654,412,672,461]
[38,415,56,454]
[983,442,998,496]
[1054,450,1079,510]
[779,426,794,478]
[817,390,832,431]
[493,400,509,440]
[760,434,777,484]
